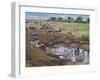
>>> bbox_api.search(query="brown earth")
[26,31,89,67]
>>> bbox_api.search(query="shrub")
[80,35,89,41]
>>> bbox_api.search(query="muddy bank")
[26,31,89,67]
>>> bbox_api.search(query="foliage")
[47,16,89,23]
[80,35,89,41]
[74,16,83,23]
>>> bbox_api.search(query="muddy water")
[46,43,89,64]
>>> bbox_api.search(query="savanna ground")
[26,20,89,67]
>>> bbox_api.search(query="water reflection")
[46,44,89,64]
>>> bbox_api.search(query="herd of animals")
[26,21,89,66]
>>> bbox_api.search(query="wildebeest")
[29,26,36,30]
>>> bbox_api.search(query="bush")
[80,35,89,41]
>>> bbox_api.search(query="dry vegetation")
[26,21,89,67]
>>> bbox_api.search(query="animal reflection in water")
[46,44,89,64]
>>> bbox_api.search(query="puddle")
[46,43,89,63]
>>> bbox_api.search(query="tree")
[67,17,74,22]
[87,18,90,23]
[48,17,57,21]
[74,16,83,23]
[57,17,63,22]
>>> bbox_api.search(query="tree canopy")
[47,16,89,23]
